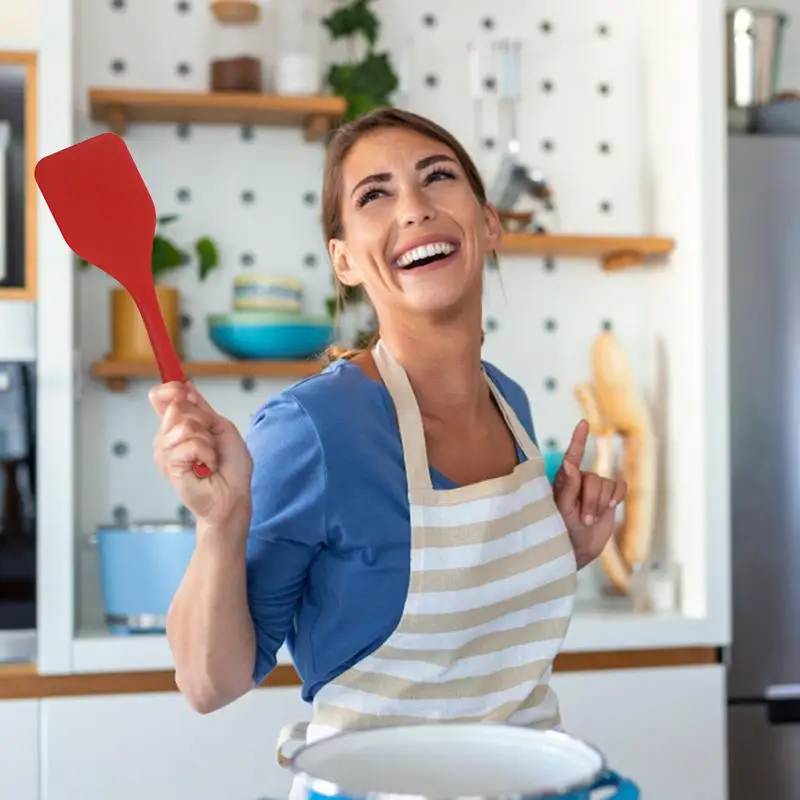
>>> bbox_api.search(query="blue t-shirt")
[244,358,538,702]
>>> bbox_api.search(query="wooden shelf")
[498,233,675,271]
[90,358,325,392]
[88,88,346,141]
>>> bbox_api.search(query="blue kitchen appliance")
[94,521,195,634]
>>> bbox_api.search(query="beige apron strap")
[486,376,540,461]
[372,339,433,491]
[276,721,309,768]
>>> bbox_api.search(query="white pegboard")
[73,0,672,627]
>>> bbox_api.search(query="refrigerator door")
[729,700,800,800]
[727,136,800,698]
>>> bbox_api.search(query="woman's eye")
[425,168,456,185]
[357,188,385,207]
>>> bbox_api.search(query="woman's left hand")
[552,420,626,569]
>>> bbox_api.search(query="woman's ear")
[482,203,503,250]
[329,239,360,287]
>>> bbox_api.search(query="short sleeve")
[244,394,327,684]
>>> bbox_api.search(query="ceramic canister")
[287,724,639,800]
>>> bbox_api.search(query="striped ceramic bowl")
[233,274,304,313]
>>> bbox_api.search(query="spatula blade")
[34,132,156,292]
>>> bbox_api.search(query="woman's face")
[329,127,501,323]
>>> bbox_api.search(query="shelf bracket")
[303,114,331,143]
[105,105,128,136]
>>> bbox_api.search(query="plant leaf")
[151,234,189,280]
[349,52,398,101]
[322,0,379,45]
[157,214,180,227]
[194,236,220,282]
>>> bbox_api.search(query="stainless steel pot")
[726,7,790,108]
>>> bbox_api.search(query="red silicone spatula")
[35,132,212,479]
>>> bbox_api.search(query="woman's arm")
[164,394,327,713]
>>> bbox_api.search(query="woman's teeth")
[396,241,457,269]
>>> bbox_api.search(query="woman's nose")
[398,188,436,227]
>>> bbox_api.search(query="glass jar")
[274,0,321,95]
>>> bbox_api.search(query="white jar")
[274,0,321,95]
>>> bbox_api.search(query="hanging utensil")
[34,132,212,479]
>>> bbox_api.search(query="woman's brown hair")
[321,107,491,362]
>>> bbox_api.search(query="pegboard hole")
[422,13,436,27]
[544,318,557,333]
[240,252,255,267]
[597,23,611,37]
[541,79,554,94]
[304,253,318,268]
[598,141,612,155]
[176,0,191,12]
[110,59,126,75]
[111,0,125,9]
[539,20,553,34]
[599,200,613,214]
[544,377,558,392]
[176,187,191,203]
[303,191,318,206]
[545,437,559,450]
[180,313,193,330]
[241,189,256,205]
[601,319,613,331]
[112,441,129,457]
[241,378,256,392]
[483,76,496,92]
[240,125,255,142]
[481,17,495,30]
[543,257,556,273]
[176,123,191,140]
[485,317,499,333]
[541,139,555,153]
[425,73,439,88]
[176,61,192,77]
[482,137,495,151]
[598,82,612,96]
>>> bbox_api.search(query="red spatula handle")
[136,290,212,480]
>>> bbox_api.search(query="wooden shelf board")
[90,358,325,391]
[499,233,675,270]
[89,88,346,141]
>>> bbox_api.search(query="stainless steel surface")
[727,136,800,699]
[729,703,800,800]
[105,612,167,630]
[726,7,789,108]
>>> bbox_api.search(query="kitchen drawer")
[41,687,310,800]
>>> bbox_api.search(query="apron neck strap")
[371,339,540,491]
[372,339,433,491]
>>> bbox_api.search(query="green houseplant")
[101,213,220,363]
[322,0,399,121]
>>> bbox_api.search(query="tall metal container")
[726,7,789,108]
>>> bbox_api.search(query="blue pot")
[208,311,334,360]
[285,724,639,800]
[95,523,195,634]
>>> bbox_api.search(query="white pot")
[289,724,639,799]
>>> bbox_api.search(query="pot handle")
[592,770,639,799]
[276,721,309,768]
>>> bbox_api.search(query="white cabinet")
[0,699,39,800]
[41,688,311,800]
[552,664,727,800]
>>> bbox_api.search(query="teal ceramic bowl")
[208,311,334,360]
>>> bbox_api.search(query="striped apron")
[278,339,577,790]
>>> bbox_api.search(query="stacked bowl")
[208,274,333,360]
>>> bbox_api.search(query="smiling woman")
[148,106,626,799]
